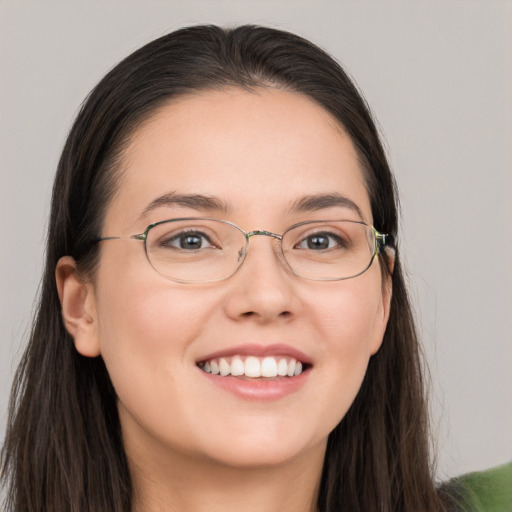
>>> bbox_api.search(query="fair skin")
[57,88,392,512]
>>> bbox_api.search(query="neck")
[128,438,325,512]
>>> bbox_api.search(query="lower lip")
[199,368,311,401]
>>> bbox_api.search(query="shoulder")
[441,462,512,512]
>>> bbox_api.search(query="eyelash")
[159,230,217,250]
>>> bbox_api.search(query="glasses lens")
[282,221,377,280]
[144,219,246,283]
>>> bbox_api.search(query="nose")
[223,233,299,324]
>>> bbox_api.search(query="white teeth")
[277,358,288,376]
[199,355,307,378]
[219,357,230,376]
[287,359,296,377]
[244,356,261,378]
[261,357,278,377]
[230,355,245,376]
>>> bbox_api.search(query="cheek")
[92,264,226,449]
[94,242,212,347]
[310,273,383,353]
[92,254,217,402]
[305,273,384,419]
[96,280,214,367]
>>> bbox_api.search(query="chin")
[194,420,328,469]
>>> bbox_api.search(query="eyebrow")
[139,192,230,219]
[139,191,364,221]
[288,193,364,220]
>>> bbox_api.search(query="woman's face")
[73,88,391,470]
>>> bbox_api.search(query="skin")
[57,88,392,512]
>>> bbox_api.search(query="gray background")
[1,1,511,480]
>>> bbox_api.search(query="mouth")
[197,355,311,378]
[196,345,312,400]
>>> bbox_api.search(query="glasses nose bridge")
[245,229,283,242]
[238,229,287,275]
[242,229,284,263]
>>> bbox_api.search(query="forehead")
[105,88,372,232]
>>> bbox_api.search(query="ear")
[370,259,394,355]
[56,256,101,357]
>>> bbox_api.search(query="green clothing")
[447,462,512,511]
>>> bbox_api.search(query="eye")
[161,230,215,250]
[296,232,348,251]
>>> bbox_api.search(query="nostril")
[239,309,291,321]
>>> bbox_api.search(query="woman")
[1,24,505,512]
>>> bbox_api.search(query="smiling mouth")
[197,355,310,378]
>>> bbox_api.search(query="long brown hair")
[2,25,453,511]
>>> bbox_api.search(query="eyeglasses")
[96,218,388,283]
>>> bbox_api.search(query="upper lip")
[196,343,313,364]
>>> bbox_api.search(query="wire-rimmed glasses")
[96,218,388,283]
